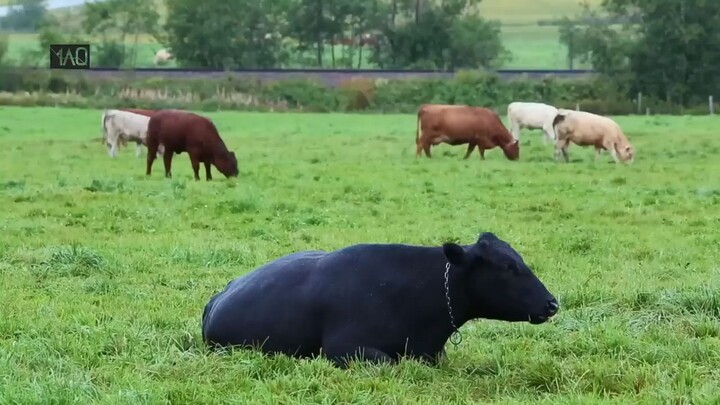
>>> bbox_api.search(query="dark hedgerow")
[0,67,714,115]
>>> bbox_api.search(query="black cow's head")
[442,232,558,324]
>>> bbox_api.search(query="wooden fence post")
[709,95,714,115]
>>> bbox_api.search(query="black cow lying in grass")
[201,232,559,368]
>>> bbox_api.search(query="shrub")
[0,68,712,115]
[337,77,376,111]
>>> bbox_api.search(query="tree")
[0,35,8,65]
[286,0,333,67]
[369,0,509,70]
[447,15,510,70]
[164,0,290,68]
[343,2,388,68]
[82,0,160,67]
[0,0,47,32]
[559,0,720,105]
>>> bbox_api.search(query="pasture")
[1,0,599,69]
[1,106,720,403]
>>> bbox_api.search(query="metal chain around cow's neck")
[444,262,463,347]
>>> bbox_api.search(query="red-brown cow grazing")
[146,110,239,181]
[416,104,519,160]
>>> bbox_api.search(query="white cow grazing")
[507,101,559,144]
[552,110,634,164]
[101,109,163,158]
[153,49,173,66]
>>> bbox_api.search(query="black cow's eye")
[502,262,515,273]
[507,262,522,274]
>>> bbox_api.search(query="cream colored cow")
[552,110,634,164]
[153,49,173,66]
[101,109,163,158]
[507,101,558,143]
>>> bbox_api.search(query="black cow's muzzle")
[528,298,560,324]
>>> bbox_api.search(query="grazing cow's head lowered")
[501,139,520,161]
[616,144,634,163]
[216,151,239,178]
[442,232,558,324]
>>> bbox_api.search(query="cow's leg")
[594,147,603,162]
[146,143,158,176]
[542,123,555,144]
[188,152,201,181]
[540,127,549,145]
[109,141,118,158]
[204,161,212,181]
[606,141,621,163]
[416,138,424,158]
[162,150,174,178]
[135,142,143,158]
[423,142,432,158]
[560,142,570,163]
[478,148,486,160]
[463,143,475,159]
[323,344,395,369]
[510,120,520,140]
[553,139,563,161]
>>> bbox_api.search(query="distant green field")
[3,32,178,68]
[1,0,599,69]
[1,106,720,402]
[480,0,602,24]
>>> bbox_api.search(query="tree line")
[127,0,510,71]
[1,0,510,71]
[558,0,720,106]
[2,0,720,107]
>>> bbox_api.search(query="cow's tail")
[416,114,421,145]
[551,111,569,137]
[101,110,112,145]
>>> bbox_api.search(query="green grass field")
[1,106,720,402]
[1,0,599,69]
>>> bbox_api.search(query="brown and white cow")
[552,110,634,164]
[416,104,519,160]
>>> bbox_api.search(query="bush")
[0,68,711,115]
[337,77,376,111]
[0,35,8,65]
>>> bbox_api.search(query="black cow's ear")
[443,243,467,267]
